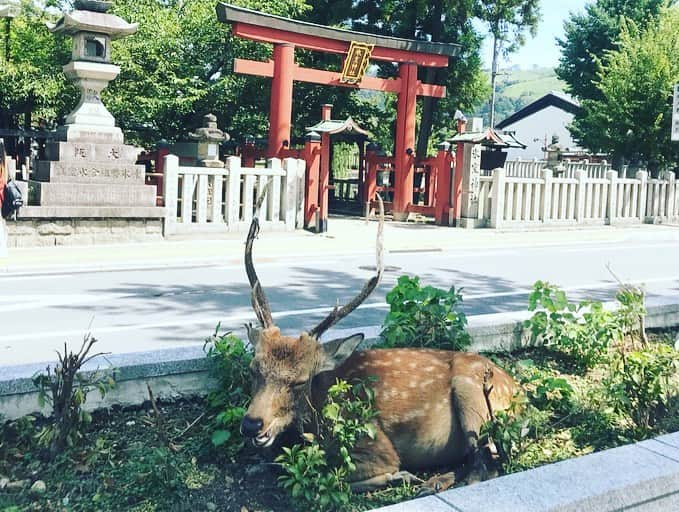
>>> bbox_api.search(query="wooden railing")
[484,167,679,228]
[163,155,305,235]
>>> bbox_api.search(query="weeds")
[276,379,378,511]
[32,334,115,457]
[379,275,471,351]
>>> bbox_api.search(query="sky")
[480,0,590,70]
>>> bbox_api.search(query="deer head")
[240,199,383,447]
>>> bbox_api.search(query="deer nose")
[241,415,263,437]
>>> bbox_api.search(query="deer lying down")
[240,206,519,492]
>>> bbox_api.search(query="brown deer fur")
[244,326,519,490]
[241,199,518,491]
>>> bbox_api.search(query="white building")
[496,91,582,160]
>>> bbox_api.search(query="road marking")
[0,274,72,282]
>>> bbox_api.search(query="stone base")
[457,217,487,229]
[6,217,164,247]
[30,180,157,207]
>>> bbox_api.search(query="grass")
[1,333,676,512]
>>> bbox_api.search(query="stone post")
[458,143,482,228]
[283,158,298,230]
[636,170,648,222]
[163,154,179,234]
[667,172,676,219]
[542,168,553,223]
[490,167,506,229]
[225,156,241,228]
[607,170,618,225]
[575,169,587,224]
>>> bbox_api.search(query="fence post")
[636,170,648,223]
[225,156,241,229]
[490,168,506,229]
[607,170,618,225]
[667,172,676,220]
[575,169,586,224]
[283,158,297,230]
[542,168,553,223]
[163,154,179,234]
[296,159,306,229]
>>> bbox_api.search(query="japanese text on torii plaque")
[340,41,374,85]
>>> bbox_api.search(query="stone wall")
[6,218,163,247]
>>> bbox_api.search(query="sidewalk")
[2,218,679,273]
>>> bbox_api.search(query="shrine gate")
[216,3,460,223]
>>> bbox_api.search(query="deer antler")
[244,183,274,329]
[309,195,384,339]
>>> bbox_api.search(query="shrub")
[32,335,115,457]
[603,343,678,434]
[380,275,471,351]
[204,329,252,459]
[514,359,575,415]
[524,281,620,369]
[276,379,377,511]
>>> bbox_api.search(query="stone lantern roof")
[48,4,138,40]
[189,114,230,143]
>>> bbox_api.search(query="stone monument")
[11,1,165,246]
[188,114,230,168]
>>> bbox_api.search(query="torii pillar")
[393,62,418,220]
[267,43,295,158]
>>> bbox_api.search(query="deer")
[240,198,519,493]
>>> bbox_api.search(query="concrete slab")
[433,443,679,512]
[371,496,458,512]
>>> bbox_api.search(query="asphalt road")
[2,238,679,366]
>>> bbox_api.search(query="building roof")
[496,91,581,130]
[217,3,460,58]
[306,118,371,137]
[449,128,526,149]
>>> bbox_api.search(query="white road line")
[0,274,72,282]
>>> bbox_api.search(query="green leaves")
[204,330,252,459]
[276,378,378,511]
[380,275,471,351]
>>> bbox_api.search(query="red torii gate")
[216,3,460,220]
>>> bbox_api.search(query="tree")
[108,0,312,146]
[570,7,679,174]
[556,0,670,102]
[0,1,73,135]
[474,0,540,128]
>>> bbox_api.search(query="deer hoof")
[417,473,456,496]
[387,471,423,486]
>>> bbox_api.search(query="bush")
[32,335,115,457]
[276,379,377,511]
[380,275,471,351]
[524,281,620,369]
[514,359,575,415]
[204,329,252,459]
[603,343,679,435]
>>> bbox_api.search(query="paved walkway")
[2,219,679,273]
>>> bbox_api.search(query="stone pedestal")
[29,141,158,209]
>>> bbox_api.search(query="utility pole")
[489,33,500,128]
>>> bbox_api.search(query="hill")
[474,66,568,127]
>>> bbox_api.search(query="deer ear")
[317,333,364,373]
[244,323,261,348]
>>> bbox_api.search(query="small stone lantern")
[188,114,230,167]
[48,0,137,143]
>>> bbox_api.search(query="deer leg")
[451,376,492,484]
[349,424,410,492]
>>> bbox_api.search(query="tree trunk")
[415,0,444,158]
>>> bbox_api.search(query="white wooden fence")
[163,155,305,235]
[477,168,679,229]
[501,158,612,179]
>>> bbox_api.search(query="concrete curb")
[2,302,678,419]
[372,432,679,512]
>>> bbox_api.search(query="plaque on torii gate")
[216,3,460,221]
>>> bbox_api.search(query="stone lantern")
[188,114,230,168]
[48,0,137,143]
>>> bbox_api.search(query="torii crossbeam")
[216,3,460,220]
